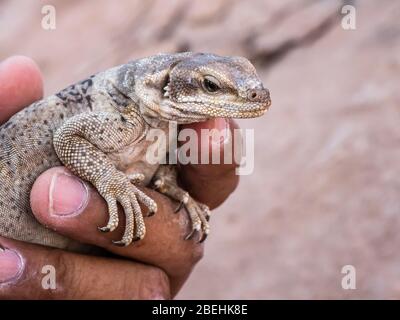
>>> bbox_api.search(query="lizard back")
[0,78,97,250]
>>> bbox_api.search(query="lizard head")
[136,53,271,123]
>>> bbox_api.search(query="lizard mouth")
[166,97,271,120]
[229,98,271,118]
[231,108,268,118]
[223,99,271,118]
[187,103,269,118]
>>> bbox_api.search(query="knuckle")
[179,239,204,266]
[190,243,205,264]
[47,250,80,299]
[137,267,171,300]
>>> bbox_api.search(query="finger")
[30,167,204,296]
[0,56,43,123]
[0,236,170,299]
[178,118,240,209]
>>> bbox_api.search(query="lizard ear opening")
[161,60,181,98]
[162,74,170,98]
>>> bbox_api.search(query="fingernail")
[49,172,89,216]
[0,248,24,284]
[211,118,230,146]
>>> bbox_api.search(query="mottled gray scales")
[0,52,271,251]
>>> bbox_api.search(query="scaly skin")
[0,52,271,250]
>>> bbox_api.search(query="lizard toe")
[133,186,158,214]
[98,197,119,233]
[183,199,210,243]
[112,240,129,247]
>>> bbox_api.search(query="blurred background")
[1,0,400,299]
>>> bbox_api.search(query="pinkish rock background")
[1,0,400,299]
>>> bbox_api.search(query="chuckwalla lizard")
[0,52,271,251]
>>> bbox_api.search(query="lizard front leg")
[53,111,157,246]
[152,164,210,243]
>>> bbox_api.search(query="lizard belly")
[108,123,174,186]
[108,138,161,186]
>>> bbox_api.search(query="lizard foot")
[153,174,210,243]
[127,173,155,217]
[183,197,210,243]
[98,173,157,246]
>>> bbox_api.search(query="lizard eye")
[202,76,221,93]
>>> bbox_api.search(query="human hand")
[0,56,239,299]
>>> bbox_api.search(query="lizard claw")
[184,228,197,241]
[199,233,208,243]
[174,192,189,213]
[147,209,156,217]
[112,240,127,247]
[98,226,111,233]
[174,201,184,213]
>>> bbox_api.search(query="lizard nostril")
[247,89,269,102]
